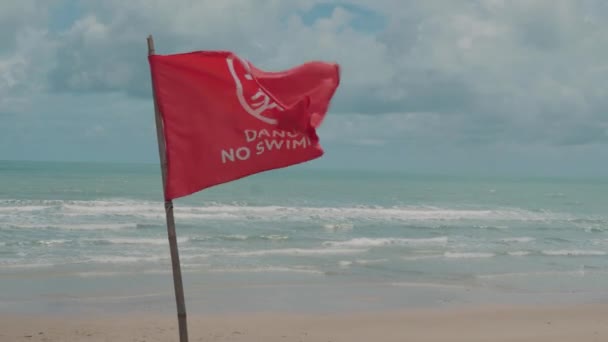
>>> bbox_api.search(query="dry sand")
[1,304,607,342]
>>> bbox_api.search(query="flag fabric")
[148,51,340,200]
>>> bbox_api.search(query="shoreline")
[1,303,607,341]
[3,271,607,316]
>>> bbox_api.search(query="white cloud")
[0,0,51,53]
[0,28,56,114]
[2,0,608,164]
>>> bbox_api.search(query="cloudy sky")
[2,0,608,177]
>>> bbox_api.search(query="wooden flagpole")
[147,35,189,342]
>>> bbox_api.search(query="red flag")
[148,51,340,200]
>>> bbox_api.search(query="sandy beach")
[1,304,607,342]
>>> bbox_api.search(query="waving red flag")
[148,51,340,200]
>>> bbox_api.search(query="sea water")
[1,161,607,314]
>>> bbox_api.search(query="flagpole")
[147,35,189,342]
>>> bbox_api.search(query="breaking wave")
[0,199,586,224]
[541,250,606,256]
[227,248,368,257]
[323,237,448,248]
[444,252,495,259]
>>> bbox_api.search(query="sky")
[1,0,608,177]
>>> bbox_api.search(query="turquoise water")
[1,160,608,313]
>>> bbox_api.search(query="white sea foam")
[67,223,139,230]
[227,248,368,257]
[389,282,471,289]
[60,201,162,213]
[338,260,353,268]
[323,223,354,231]
[0,205,49,212]
[85,255,168,264]
[7,223,139,230]
[324,237,448,248]
[500,237,535,243]
[260,235,289,241]
[37,239,71,246]
[402,254,444,261]
[507,251,531,256]
[208,266,323,275]
[338,259,388,268]
[0,199,63,206]
[444,252,495,259]
[213,234,289,241]
[542,250,606,256]
[86,237,189,246]
[0,262,57,269]
[76,270,170,278]
[5,199,579,223]
[76,271,130,278]
[4,198,607,280]
[219,234,249,241]
[475,225,510,230]
[355,258,388,265]
[477,270,589,280]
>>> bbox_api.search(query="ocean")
[1,160,607,314]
